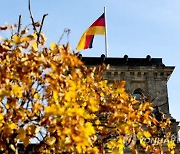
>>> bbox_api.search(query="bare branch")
[37,14,48,43]
[17,15,22,36]
[28,0,37,32]
[58,28,71,44]
[58,30,65,44]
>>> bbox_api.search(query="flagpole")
[104,7,108,57]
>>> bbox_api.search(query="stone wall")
[102,65,174,116]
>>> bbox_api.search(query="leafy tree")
[0,8,176,154]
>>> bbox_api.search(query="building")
[80,54,179,152]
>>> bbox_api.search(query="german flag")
[76,13,105,50]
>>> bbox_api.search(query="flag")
[76,13,105,50]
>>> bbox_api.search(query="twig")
[37,14,48,42]
[66,28,70,43]
[28,0,37,32]
[58,30,65,44]
[58,28,71,44]
[17,15,22,36]
[35,136,42,142]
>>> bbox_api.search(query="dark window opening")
[133,89,145,102]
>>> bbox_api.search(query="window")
[107,72,111,77]
[114,72,118,77]
[133,89,145,102]
[137,72,141,77]
[133,91,143,100]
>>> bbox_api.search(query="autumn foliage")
[0,23,176,153]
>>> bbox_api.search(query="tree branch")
[28,0,37,32]
[58,28,70,44]
[37,14,48,43]
[17,15,22,36]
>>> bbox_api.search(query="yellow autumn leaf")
[9,123,17,130]
[170,150,175,154]
[40,33,46,45]
[35,126,41,135]
[143,131,151,138]
[0,90,10,97]
[16,46,23,52]
[11,85,23,98]
[167,140,176,149]
[51,62,57,72]
[117,137,124,153]
[53,90,59,102]
[72,134,82,143]
[45,104,58,115]
[65,91,77,102]
[112,151,123,154]
[34,102,42,111]
[50,42,56,50]
[89,98,99,112]
[65,136,71,144]
[119,80,126,88]
[140,138,147,148]
[76,145,82,153]
[12,35,20,44]
[88,147,99,153]
[32,41,38,51]
[137,131,143,139]
[85,122,95,136]
[124,125,131,134]
[10,144,16,152]
[46,136,56,146]
[0,114,3,121]
[26,125,36,135]
[95,120,100,125]
[20,35,35,42]
[33,32,37,39]
[107,140,117,149]
[0,44,11,51]
[34,93,40,99]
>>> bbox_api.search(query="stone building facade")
[81,54,179,142]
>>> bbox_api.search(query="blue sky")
[1,0,180,123]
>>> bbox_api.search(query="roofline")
[79,54,171,67]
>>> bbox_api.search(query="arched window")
[133,89,145,101]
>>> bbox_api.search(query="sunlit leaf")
[9,123,17,130]
[0,114,3,121]
[12,35,20,44]
[50,42,56,50]
[53,90,58,102]
[46,136,56,146]
[32,41,38,51]
[167,140,176,149]
[20,35,35,42]
[10,144,16,152]
[143,131,151,138]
